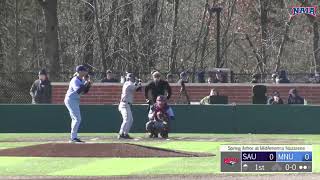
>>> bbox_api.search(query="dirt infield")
[0,143,213,157]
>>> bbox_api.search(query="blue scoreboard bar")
[276,152,312,162]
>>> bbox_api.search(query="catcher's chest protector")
[154,106,168,115]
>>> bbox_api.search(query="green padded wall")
[0,105,319,134]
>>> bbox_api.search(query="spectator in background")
[30,69,52,104]
[268,91,284,105]
[277,70,290,83]
[251,74,260,83]
[207,76,214,84]
[214,70,226,83]
[197,71,205,83]
[288,88,304,104]
[313,73,320,83]
[207,71,223,83]
[177,72,188,84]
[308,73,320,83]
[271,73,278,84]
[166,73,175,83]
[177,72,190,104]
[101,70,118,83]
[200,89,219,105]
[307,73,315,83]
[207,71,215,84]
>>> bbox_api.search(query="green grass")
[0,142,45,150]
[0,133,319,176]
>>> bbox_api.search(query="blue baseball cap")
[76,65,88,72]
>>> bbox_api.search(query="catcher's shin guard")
[146,121,154,132]
[160,122,169,138]
[160,130,168,138]
[146,121,158,137]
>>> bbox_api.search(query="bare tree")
[1,0,319,84]
[0,37,4,72]
[259,0,269,74]
[93,0,106,73]
[0,0,5,72]
[199,4,214,70]
[82,0,94,71]
[14,0,21,72]
[309,16,320,73]
[297,0,320,73]
[102,0,118,72]
[275,16,294,72]
[140,0,158,72]
[245,34,264,74]
[169,0,180,73]
[38,0,60,81]
[191,0,208,81]
[219,0,237,68]
[119,0,138,72]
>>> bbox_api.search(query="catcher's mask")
[156,95,167,107]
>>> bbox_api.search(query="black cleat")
[123,134,133,139]
[161,134,168,139]
[70,138,84,143]
[149,133,158,138]
[118,134,125,139]
[118,134,133,139]
[160,132,169,139]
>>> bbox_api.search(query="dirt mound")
[0,143,213,158]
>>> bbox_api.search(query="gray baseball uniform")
[118,81,141,135]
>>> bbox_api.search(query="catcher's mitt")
[156,111,169,122]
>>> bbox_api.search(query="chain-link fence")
[232,73,316,83]
[0,72,36,103]
[0,72,317,104]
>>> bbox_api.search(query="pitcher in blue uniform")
[64,65,92,143]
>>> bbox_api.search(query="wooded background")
[0,0,319,82]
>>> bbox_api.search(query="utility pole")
[208,6,222,68]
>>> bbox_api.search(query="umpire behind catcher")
[145,71,172,105]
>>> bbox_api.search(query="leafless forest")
[0,0,319,82]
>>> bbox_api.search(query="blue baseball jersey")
[65,76,85,100]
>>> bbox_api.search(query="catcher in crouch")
[146,95,175,138]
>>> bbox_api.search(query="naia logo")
[224,157,240,166]
[291,6,317,16]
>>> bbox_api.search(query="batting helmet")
[126,73,135,81]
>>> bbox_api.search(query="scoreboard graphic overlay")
[220,145,312,172]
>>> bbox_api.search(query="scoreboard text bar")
[220,145,312,172]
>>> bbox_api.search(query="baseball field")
[0,133,320,180]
